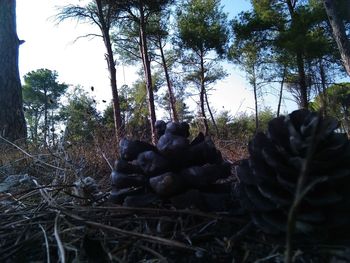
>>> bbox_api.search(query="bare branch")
[72,33,103,43]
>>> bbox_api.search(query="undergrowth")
[0,133,348,262]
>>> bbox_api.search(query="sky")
[16,0,296,118]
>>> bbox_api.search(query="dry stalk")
[58,207,205,252]
[39,224,51,263]
[284,113,323,263]
[54,212,66,263]
[0,135,65,171]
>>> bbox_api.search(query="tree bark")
[286,0,309,109]
[158,37,178,122]
[296,52,308,109]
[252,65,259,133]
[204,89,219,136]
[199,50,209,135]
[324,0,350,76]
[319,59,328,115]
[43,88,48,145]
[277,67,286,117]
[95,0,124,141]
[139,2,157,144]
[0,0,26,141]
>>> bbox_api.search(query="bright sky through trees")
[16,0,296,116]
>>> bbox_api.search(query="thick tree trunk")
[0,0,26,141]
[95,0,124,141]
[158,37,178,122]
[199,51,209,135]
[324,0,350,76]
[139,4,157,144]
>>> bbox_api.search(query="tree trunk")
[95,0,124,141]
[43,89,48,145]
[0,0,26,141]
[204,89,219,136]
[139,3,157,144]
[158,37,178,122]
[319,59,328,115]
[199,51,209,135]
[296,52,308,109]
[277,67,286,117]
[51,110,55,146]
[252,65,259,133]
[286,0,309,109]
[324,0,350,76]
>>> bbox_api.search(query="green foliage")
[102,79,152,139]
[60,87,100,144]
[157,84,194,123]
[177,0,229,55]
[274,4,331,59]
[113,0,174,64]
[113,19,141,65]
[215,108,275,141]
[22,68,68,144]
[214,110,233,139]
[175,0,229,134]
[230,0,344,108]
[311,83,350,134]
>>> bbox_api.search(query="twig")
[62,205,245,223]
[229,221,254,244]
[59,207,205,253]
[101,152,113,171]
[254,253,282,263]
[39,224,51,263]
[32,179,56,206]
[139,244,168,263]
[54,212,66,263]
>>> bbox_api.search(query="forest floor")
[0,138,349,262]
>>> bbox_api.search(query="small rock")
[73,176,100,199]
[0,174,33,193]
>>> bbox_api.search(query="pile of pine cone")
[110,121,232,212]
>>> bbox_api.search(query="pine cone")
[237,109,350,241]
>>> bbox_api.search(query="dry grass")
[0,135,349,262]
[215,139,248,164]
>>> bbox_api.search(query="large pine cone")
[237,109,350,241]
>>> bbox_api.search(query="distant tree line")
[21,68,279,147]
